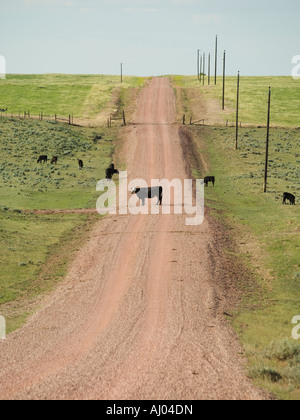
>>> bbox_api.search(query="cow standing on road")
[131,186,163,206]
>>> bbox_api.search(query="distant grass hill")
[0,74,145,122]
[172,75,300,128]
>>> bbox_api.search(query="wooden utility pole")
[263,87,271,193]
[215,35,218,85]
[208,53,211,85]
[235,71,240,149]
[121,63,123,83]
[199,54,202,83]
[197,50,200,80]
[222,50,226,110]
[203,53,205,86]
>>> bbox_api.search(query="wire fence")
[0,111,74,125]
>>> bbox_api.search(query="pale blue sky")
[0,0,299,76]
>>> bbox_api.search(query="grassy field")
[173,76,300,400]
[0,118,121,332]
[0,208,95,333]
[203,127,299,400]
[0,74,145,119]
[172,75,300,127]
[0,74,145,333]
[0,119,116,209]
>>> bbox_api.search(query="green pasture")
[0,118,118,332]
[0,208,93,333]
[0,72,140,334]
[0,74,145,119]
[172,75,300,127]
[0,118,117,210]
[192,125,300,400]
[173,74,299,399]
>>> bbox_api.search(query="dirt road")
[0,78,268,400]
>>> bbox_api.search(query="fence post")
[123,111,126,126]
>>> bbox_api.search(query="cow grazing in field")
[93,134,102,143]
[37,155,48,164]
[204,176,215,187]
[51,156,58,165]
[105,164,119,180]
[78,159,84,169]
[131,186,163,206]
[283,192,295,205]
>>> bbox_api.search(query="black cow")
[105,164,119,180]
[283,192,295,205]
[78,159,84,169]
[37,155,48,164]
[131,186,163,206]
[51,156,58,165]
[204,176,215,187]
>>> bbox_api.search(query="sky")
[0,0,299,76]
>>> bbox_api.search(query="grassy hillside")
[172,75,300,127]
[0,119,115,210]
[0,208,93,333]
[0,74,145,119]
[0,118,121,333]
[0,74,140,333]
[201,127,299,400]
[173,76,300,400]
